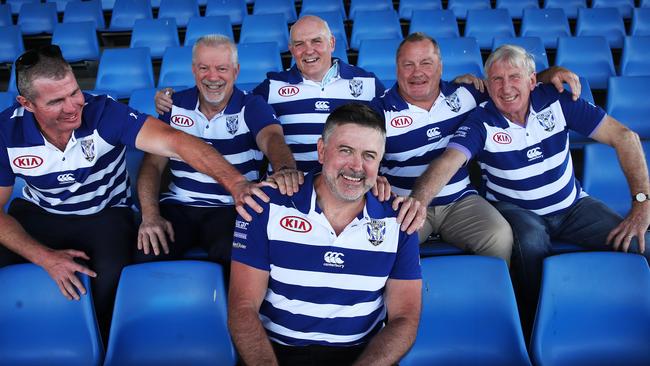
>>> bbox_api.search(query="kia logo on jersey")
[280,216,312,233]
[493,132,512,144]
[390,116,413,128]
[278,86,299,97]
[170,114,194,127]
[13,155,43,169]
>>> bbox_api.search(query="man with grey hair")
[401,44,650,333]
[136,35,300,267]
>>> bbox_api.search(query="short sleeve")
[389,231,421,280]
[242,95,281,137]
[94,96,148,148]
[447,113,487,160]
[558,91,606,137]
[231,202,272,271]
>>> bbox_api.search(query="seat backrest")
[17,2,58,35]
[591,0,634,19]
[95,47,154,99]
[158,45,194,89]
[350,9,402,50]
[7,0,39,15]
[465,8,515,49]
[130,18,179,59]
[103,261,235,366]
[531,252,650,366]
[620,36,650,76]
[400,256,531,366]
[631,8,650,36]
[109,0,152,31]
[492,36,549,72]
[0,263,104,366]
[576,7,626,48]
[63,0,105,29]
[357,38,402,87]
[349,0,393,21]
[184,15,234,47]
[543,0,586,19]
[300,0,346,20]
[128,87,158,118]
[0,92,16,113]
[239,14,289,52]
[495,0,539,19]
[409,9,459,38]
[438,37,484,80]
[0,4,13,26]
[555,36,615,89]
[157,0,199,27]
[520,8,571,49]
[398,0,441,20]
[237,41,282,91]
[205,0,247,25]
[252,0,297,24]
[52,21,101,62]
[447,0,490,20]
[0,25,24,64]
[606,75,650,139]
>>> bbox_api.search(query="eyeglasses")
[15,45,64,95]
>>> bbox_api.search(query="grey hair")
[192,34,238,65]
[485,44,536,77]
[290,15,333,45]
[17,56,72,100]
[396,32,441,63]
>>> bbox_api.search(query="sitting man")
[228,103,422,366]
[0,45,269,340]
[404,44,650,332]
[135,35,300,270]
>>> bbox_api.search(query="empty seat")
[205,0,247,25]
[158,46,193,89]
[128,87,158,117]
[492,36,549,72]
[101,0,116,10]
[63,0,105,30]
[606,76,650,139]
[95,47,154,99]
[418,237,464,257]
[620,36,650,76]
[400,256,530,366]
[631,8,650,36]
[237,42,282,91]
[300,0,346,20]
[465,9,515,49]
[438,37,484,81]
[357,38,402,87]
[7,0,39,15]
[520,8,571,49]
[0,92,16,112]
[0,263,104,366]
[576,8,626,49]
[447,0,490,20]
[0,25,24,64]
[108,0,152,31]
[103,261,236,366]
[350,9,402,50]
[253,0,297,24]
[130,18,179,59]
[0,4,13,26]
[184,16,234,47]
[543,0,586,19]
[46,0,74,13]
[591,0,634,19]
[496,0,538,19]
[17,2,57,35]
[531,252,650,366]
[300,10,348,50]
[156,0,198,28]
[555,36,615,89]
[239,14,289,52]
[52,21,100,62]
[348,0,393,21]
[409,9,459,39]
[398,0,441,20]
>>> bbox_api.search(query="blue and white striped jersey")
[0,93,147,215]
[448,84,606,216]
[158,87,280,207]
[232,172,421,347]
[372,82,486,205]
[252,59,385,172]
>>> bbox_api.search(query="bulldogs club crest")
[366,219,386,246]
[445,91,462,113]
[80,138,95,162]
[226,115,239,135]
[536,110,555,132]
[349,79,363,98]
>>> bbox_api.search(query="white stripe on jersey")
[383,135,453,163]
[166,183,235,204]
[265,289,383,318]
[270,265,388,292]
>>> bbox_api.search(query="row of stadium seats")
[2,253,648,365]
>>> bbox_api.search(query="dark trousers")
[271,342,367,366]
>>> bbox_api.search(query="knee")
[475,225,514,265]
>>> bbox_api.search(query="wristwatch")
[633,193,649,202]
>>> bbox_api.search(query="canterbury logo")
[280,216,312,233]
[278,86,299,97]
[390,116,413,128]
[57,173,75,183]
[13,155,43,169]
[314,101,330,111]
[324,251,344,265]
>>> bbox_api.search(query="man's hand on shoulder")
[539,66,581,101]
[392,195,426,235]
[266,167,304,196]
[232,179,273,222]
[155,88,174,115]
[452,73,486,93]
[372,175,392,202]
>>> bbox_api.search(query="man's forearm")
[228,307,278,366]
[613,130,650,196]
[353,316,419,366]
[137,154,167,218]
[260,129,297,171]
[411,148,467,205]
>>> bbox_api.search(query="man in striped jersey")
[0,45,272,340]
[228,104,422,365]
[135,35,299,269]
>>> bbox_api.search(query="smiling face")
[486,59,536,124]
[192,43,239,113]
[396,39,443,110]
[289,16,335,82]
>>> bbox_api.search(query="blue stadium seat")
[447,0,490,20]
[300,0,346,20]
[543,0,586,19]
[130,18,179,59]
[400,256,530,366]
[101,0,116,11]
[46,0,75,13]
[128,87,157,117]
[95,47,154,99]
[52,21,100,63]
[300,10,348,50]
[465,9,515,50]
[157,0,199,28]
[555,36,615,89]
[492,37,549,72]
[158,46,194,89]
[576,8,626,49]
[17,2,57,35]
[531,252,650,366]
[350,9,402,50]
[108,0,152,31]
[0,4,13,26]
[2,176,26,212]
[398,0,441,20]
[438,37,484,81]
[591,0,634,19]
[565,76,595,146]
[495,0,538,19]
[348,0,393,21]
[409,9,459,39]
[239,14,289,52]
[253,0,297,24]
[0,25,24,64]
[237,42,282,91]
[606,76,650,139]
[0,92,16,112]
[63,0,105,30]
[631,8,650,36]
[205,0,247,25]
[0,263,104,366]
[418,238,464,257]
[520,8,571,49]
[103,261,235,366]
[184,16,234,47]
[7,0,39,15]
[357,38,401,87]
[620,36,650,76]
